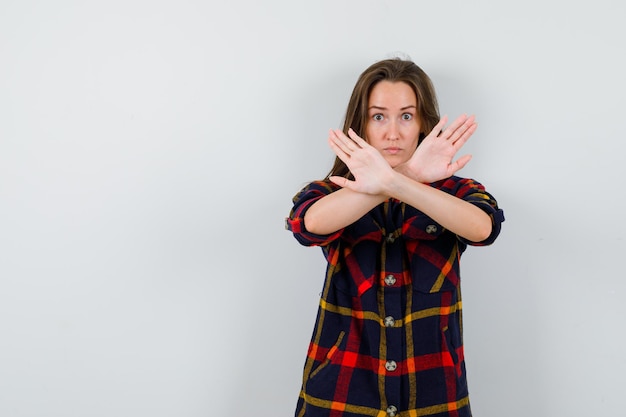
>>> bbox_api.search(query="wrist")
[386,169,419,201]
[394,163,425,183]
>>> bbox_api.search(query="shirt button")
[426,224,438,234]
[385,234,395,243]
[385,360,397,371]
[384,316,395,327]
[387,405,398,417]
[384,275,396,286]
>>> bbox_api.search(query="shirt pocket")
[407,237,460,294]
[327,241,379,298]
[401,213,444,242]
[409,260,459,294]
[309,331,345,380]
[441,325,460,367]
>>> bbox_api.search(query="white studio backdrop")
[1,0,624,416]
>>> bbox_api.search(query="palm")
[327,128,393,195]
[400,114,476,183]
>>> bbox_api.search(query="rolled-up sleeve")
[285,181,343,247]
[439,176,505,246]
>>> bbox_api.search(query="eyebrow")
[368,105,417,111]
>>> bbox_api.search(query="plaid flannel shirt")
[286,176,504,417]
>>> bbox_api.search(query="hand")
[327,128,394,195]
[397,114,477,183]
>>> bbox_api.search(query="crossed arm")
[303,115,493,242]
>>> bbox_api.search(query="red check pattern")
[286,176,504,417]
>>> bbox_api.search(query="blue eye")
[373,114,384,121]
[402,113,413,120]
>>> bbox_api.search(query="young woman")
[286,58,504,417]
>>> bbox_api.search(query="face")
[365,81,422,168]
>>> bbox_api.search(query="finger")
[451,122,477,148]
[447,115,477,145]
[430,115,449,138]
[333,128,361,151]
[329,175,355,190]
[441,114,470,140]
[347,128,368,147]
[449,154,473,174]
[328,133,352,162]
[328,129,355,157]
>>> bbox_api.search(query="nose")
[387,120,399,140]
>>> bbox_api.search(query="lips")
[384,147,402,155]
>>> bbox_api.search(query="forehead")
[368,81,417,107]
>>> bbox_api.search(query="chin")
[386,157,406,169]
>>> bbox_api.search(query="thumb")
[329,175,354,189]
[451,154,472,173]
